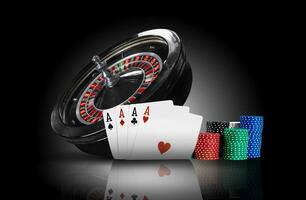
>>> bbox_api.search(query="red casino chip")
[195,132,220,160]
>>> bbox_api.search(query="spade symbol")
[108,123,113,130]
[131,117,138,125]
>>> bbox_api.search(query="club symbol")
[131,117,138,125]
[131,194,138,200]
[108,123,113,130]
[106,196,112,200]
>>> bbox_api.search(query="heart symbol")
[143,116,149,123]
[158,141,171,154]
[143,195,149,200]
[158,164,171,177]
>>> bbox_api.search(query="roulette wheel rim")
[51,29,192,155]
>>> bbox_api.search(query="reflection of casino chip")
[51,29,193,156]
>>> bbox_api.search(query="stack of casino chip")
[195,132,220,160]
[240,116,263,158]
[223,128,248,160]
[206,121,229,134]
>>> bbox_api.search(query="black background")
[5,4,300,199]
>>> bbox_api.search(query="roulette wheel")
[51,29,193,156]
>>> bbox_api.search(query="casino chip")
[229,121,240,128]
[223,128,248,160]
[51,29,193,156]
[195,132,220,160]
[240,115,264,158]
[206,121,230,134]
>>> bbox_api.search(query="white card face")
[115,105,130,159]
[126,101,174,158]
[131,113,203,160]
[102,108,119,159]
[104,162,119,200]
[126,104,141,157]
[111,161,202,200]
[126,104,189,158]
[173,105,190,113]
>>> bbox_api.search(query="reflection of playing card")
[111,161,202,200]
[131,113,203,160]
[134,161,203,200]
[104,162,119,200]
[126,101,174,158]
[102,108,119,159]
[115,105,130,159]
[117,162,135,200]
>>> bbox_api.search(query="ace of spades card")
[102,108,119,159]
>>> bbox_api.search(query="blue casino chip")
[240,115,264,158]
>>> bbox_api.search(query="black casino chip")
[51,29,193,156]
[206,121,230,134]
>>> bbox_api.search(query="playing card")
[126,101,174,158]
[131,113,203,160]
[115,105,130,159]
[128,105,191,159]
[126,104,189,158]
[102,108,119,159]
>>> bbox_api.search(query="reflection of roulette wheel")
[51,29,192,156]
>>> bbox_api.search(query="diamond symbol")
[120,119,125,126]
[120,193,125,199]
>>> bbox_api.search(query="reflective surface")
[41,156,262,200]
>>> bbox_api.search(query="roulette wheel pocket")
[51,29,193,156]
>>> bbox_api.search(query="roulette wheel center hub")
[92,55,119,88]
